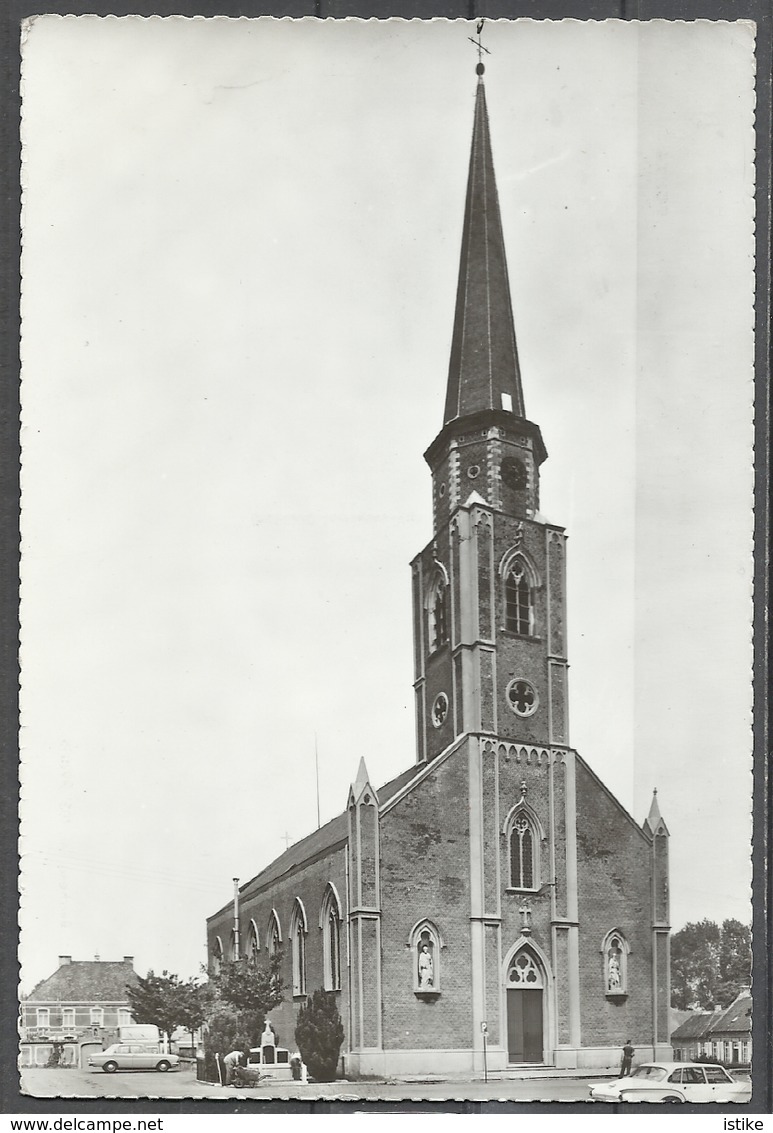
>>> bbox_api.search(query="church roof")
[26,959,138,1004]
[213,763,424,916]
[443,78,525,426]
[233,812,350,906]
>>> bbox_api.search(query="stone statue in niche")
[607,940,623,992]
[417,936,434,989]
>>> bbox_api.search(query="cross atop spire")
[467,20,491,74]
[443,76,526,426]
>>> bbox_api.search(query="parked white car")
[88,1043,179,1073]
[590,1062,749,1104]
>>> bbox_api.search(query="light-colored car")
[88,1043,179,1073]
[590,1062,749,1104]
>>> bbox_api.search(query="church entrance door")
[506,948,545,1063]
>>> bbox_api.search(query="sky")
[18,16,756,994]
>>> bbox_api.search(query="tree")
[717,918,752,1004]
[671,920,720,1010]
[671,919,751,1010]
[173,977,211,1056]
[200,1009,249,1084]
[126,970,207,1047]
[208,952,283,1047]
[295,989,344,1082]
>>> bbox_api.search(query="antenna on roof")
[315,733,321,830]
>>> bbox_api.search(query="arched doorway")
[505,946,545,1064]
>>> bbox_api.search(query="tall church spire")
[444,76,525,425]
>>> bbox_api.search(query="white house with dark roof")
[20,954,138,1056]
[671,989,752,1068]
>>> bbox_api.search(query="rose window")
[506,678,538,717]
[431,692,449,728]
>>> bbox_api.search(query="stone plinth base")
[346,1044,672,1079]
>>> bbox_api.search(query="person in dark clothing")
[620,1039,635,1076]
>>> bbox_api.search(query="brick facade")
[205,73,669,1078]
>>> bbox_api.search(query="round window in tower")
[501,457,527,491]
[467,464,481,480]
[431,692,449,728]
[506,678,538,718]
[438,482,446,498]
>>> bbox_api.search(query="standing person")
[223,1049,242,1085]
[620,1039,635,1077]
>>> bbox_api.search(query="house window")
[321,886,342,992]
[90,1008,104,1027]
[62,1008,75,1030]
[118,1009,132,1026]
[290,900,307,996]
[212,936,224,976]
[247,920,260,966]
[36,1008,50,1030]
[427,572,449,653]
[267,910,282,958]
[505,558,532,635]
[409,920,442,995]
[601,929,629,997]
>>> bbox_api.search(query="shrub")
[201,1009,250,1083]
[295,990,344,1082]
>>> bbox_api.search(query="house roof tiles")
[671,992,752,1043]
[26,960,138,1004]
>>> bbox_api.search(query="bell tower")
[410,71,569,766]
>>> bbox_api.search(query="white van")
[117,1024,161,1046]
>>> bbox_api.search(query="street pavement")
[20,1065,604,1104]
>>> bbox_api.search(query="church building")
[206,65,671,1076]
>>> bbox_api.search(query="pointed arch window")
[321,885,342,992]
[246,919,260,966]
[505,556,532,635]
[601,929,629,998]
[267,910,282,959]
[427,570,449,653]
[212,936,224,976]
[504,804,543,892]
[290,899,308,997]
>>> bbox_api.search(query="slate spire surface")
[444,76,525,426]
